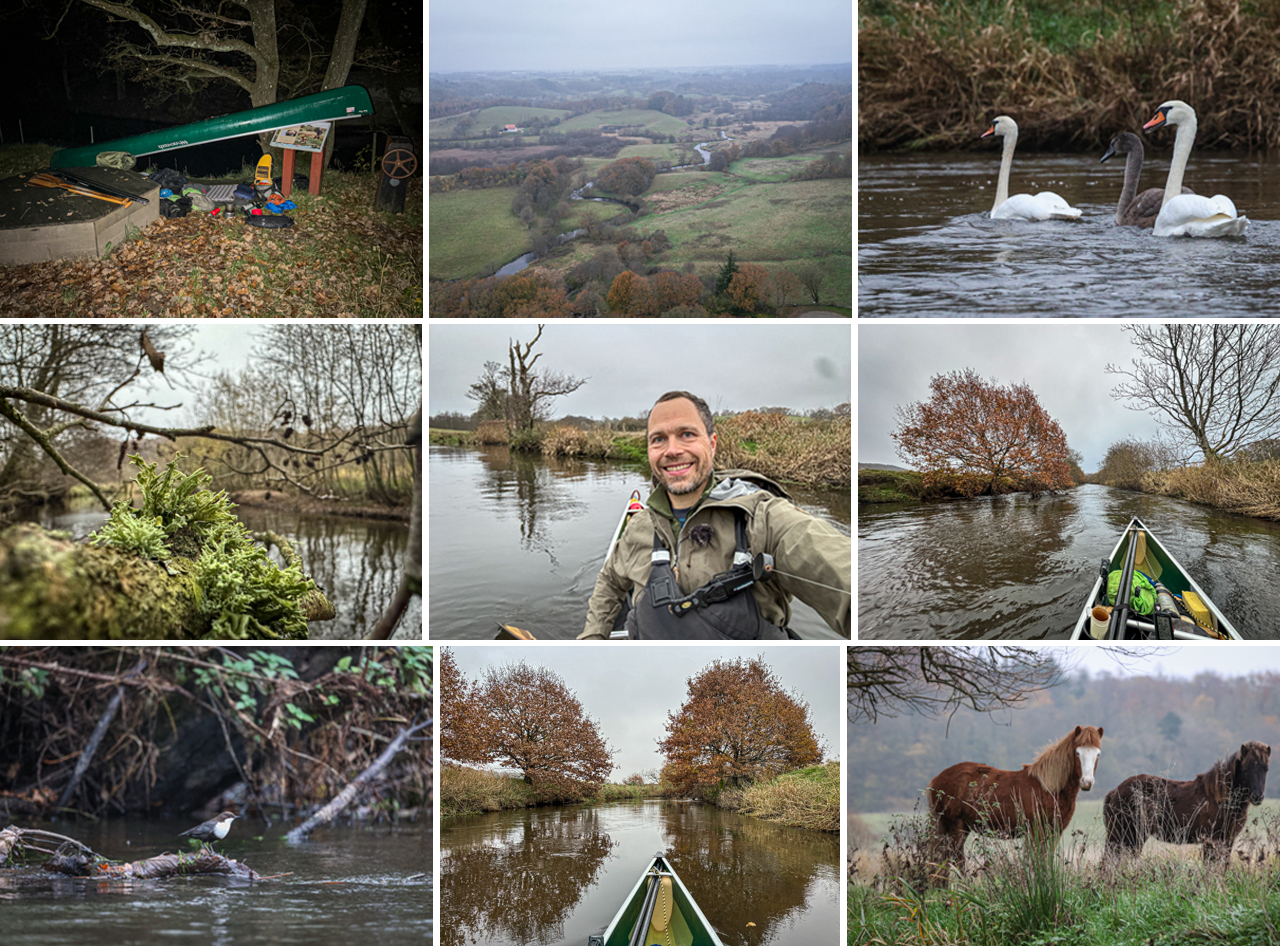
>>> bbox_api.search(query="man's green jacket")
[580,468,851,638]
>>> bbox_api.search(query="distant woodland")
[849,669,1280,812]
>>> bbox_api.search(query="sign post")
[269,122,331,197]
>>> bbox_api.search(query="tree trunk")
[320,0,369,171]
[0,523,330,639]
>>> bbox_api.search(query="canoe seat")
[640,875,694,946]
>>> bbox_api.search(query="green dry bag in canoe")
[1107,569,1156,615]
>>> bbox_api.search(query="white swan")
[1099,131,1193,228]
[1141,100,1247,238]
[980,116,1081,221]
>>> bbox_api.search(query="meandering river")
[859,483,1280,639]
[442,799,838,946]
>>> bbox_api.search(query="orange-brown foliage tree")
[892,368,1074,497]
[726,263,773,313]
[652,271,704,311]
[466,661,615,801]
[657,656,823,798]
[440,649,490,764]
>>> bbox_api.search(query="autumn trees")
[595,157,657,196]
[658,656,824,799]
[440,652,614,802]
[893,368,1075,497]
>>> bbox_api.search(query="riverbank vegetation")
[860,0,1280,152]
[888,368,1084,499]
[1091,442,1280,521]
[0,646,431,823]
[0,144,420,317]
[442,651,838,832]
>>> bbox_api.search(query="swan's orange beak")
[1142,109,1168,134]
[980,123,996,139]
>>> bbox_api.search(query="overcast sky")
[428,0,852,73]
[859,323,1170,472]
[429,323,852,419]
[1063,645,1280,680]
[445,644,842,781]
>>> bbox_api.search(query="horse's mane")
[1025,726,1101,794]
[1204,740,1270,803]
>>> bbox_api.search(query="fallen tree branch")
[284,714,431,842]
[57,657,148,809]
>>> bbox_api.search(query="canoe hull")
[1070,517,1240,640]
[50,86,374,168]
[591,854,724,946]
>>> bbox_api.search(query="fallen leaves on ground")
[0,174,422,318]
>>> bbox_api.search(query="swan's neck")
[1118,149,1142,223]
[994,132,1016,213]
[1162,116,1196,210]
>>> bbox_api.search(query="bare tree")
[1107,325,1280,462]
[507,325,588,434]
[847,647,1065,724]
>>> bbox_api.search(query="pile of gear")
[147,162,298,229]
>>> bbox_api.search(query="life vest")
[625,508,791,640]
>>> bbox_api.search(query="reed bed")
[440,763,536,816]
[860,0,1280,152]
[715,412,851,489]
[739,761,841,832]
[1140,459,1280,520]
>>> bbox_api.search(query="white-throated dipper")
[178,810,238,852]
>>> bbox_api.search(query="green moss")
[89,456,314,639]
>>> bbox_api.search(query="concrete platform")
[0,168,160,266]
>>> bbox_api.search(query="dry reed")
[1142,459,1280,520]
[860,0,1280,152]
[473,420,509,445]
[715,413,851,488]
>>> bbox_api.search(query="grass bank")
[860,0,1280,152]
[859,467,1079,503]
[0,144,420,316]
[851,802,1280,946]
[440,763,666,818]
[435,413,851,490]
[1095,459,1280,522]
[428,185,529,279]
[736,761,840,833]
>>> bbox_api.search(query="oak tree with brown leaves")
[442,658,614,801]
[892,368,1074,497]
[658,656,823,797]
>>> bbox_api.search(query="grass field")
[429,106,573,139]
[556,108,692,137]
[852,800,1280,946]
[428,185,528,280]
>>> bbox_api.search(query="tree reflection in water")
[442,809,615,946]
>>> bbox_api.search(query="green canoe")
[51,86,374,168]
[588,853,725,946]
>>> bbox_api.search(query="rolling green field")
[429,106,573,139]
[557,108,692,136]
[428,186,528,280]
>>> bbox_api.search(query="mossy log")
[0,523,332,639]
[2,826,259,881]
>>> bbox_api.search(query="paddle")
[49,169,150,205]
[1106,523,1139,640]
[26,174,132,206]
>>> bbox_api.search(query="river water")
[859,150,1280,316]
[859,483,1280,639]
[441,799,838,946]
[18,502,420,639]
[428,446,850,639]
[1,815,431,946]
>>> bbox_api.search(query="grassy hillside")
[557,108,691,136]
[428,185,528,279]
[429,106,573,138]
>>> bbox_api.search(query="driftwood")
[56,658,148,808]
[1,826,261,880]
[0,523,334,638]
[284,714,431,842]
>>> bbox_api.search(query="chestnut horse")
[928,725,1104,876]
[1104,741,1271,863]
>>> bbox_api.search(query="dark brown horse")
[928,725,1104,876]
[1104,741,1271,863]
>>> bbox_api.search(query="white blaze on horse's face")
[1077,745,1102,791]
